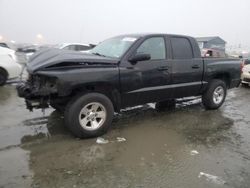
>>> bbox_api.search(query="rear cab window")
[170,37,193,59]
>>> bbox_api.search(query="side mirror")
[129,53,151,64]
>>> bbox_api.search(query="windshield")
[90,36,138,58]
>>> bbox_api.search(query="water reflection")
[1,85,244,188]
[22,111,69,141]
[20,100,237,187]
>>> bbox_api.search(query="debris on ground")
[198,172,226,185]
[190,150,199,155]
[116,137,126,142]
[96,137,109,144]
[66,170,73,175]
[96,137,127,144]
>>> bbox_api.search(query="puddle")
[0,147,33,188]
[0,86,250,187]
[198,172,226,185]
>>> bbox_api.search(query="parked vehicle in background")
[242,59,250,66]
[0,43,10,49]
[56,43,94,52]
[201,48,227,58]
[16,45,39,63]
[17,46,37,54]
[0,46,22,85]
[16,43,96,64]
[241,59,250,86]
[17,34,241,138]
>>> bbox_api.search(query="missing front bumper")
[25,98,49,111]
[16,82,32,98]
[16,83,49,111]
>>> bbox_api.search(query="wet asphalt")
[0,84,250,188]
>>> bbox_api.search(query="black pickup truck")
[17,34,241,138]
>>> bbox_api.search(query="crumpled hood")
[27,48,119,73]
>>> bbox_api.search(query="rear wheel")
[202,79,227,110]
[64,93,114,138]
[0,68,7,86]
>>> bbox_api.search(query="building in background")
[196,36,226,52]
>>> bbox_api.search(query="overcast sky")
[0,0,249,48]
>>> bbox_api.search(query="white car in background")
[56,43,94,52]
[0,46,22,86]
[241,59,250,85]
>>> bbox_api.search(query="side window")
[63,46,70,50]
[171,37,193,59]
[63,45,75,51]
[77,45,91,51]
[136,37,166,60]
[74,45,81,51]
[69,45,76,51]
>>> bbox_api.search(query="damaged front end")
[16,47,119,111]
[17,74,58,111]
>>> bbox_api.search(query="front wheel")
[64,93,114,138]
[202,79,227,110]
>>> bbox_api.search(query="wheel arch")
[202,79,227,110]
[210,72,231,88]
[0,67,9,78]
[70,82,121,112]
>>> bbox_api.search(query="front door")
[119,36,173,107]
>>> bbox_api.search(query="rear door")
[119,36,173,107]
[169,37,203,97]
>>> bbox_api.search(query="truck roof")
[113,33,200,58]
[115,33,194,39]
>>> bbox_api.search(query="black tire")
[202,79,227,110]
[155,99,176,111]
[0,68,7,86]
[64,93,114,138]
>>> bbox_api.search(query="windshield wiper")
[92,52,106,57]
